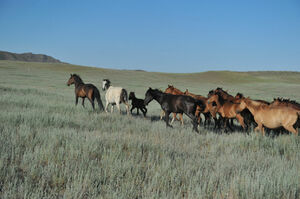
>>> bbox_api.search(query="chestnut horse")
[207,88,236,129]
[208,93,248,131]
[240,98,300,136]
[162,85,184,125]
[184,89,211,126]
[67,74,104,111]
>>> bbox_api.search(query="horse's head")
[129,92,135,100]
[67,74,75,86]
[207,90,215,98]
[164,85,174,94]
[235,93,244,99]
[144,87,156,105]
[102,79,111,91]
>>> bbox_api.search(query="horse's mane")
[254,99,270,105]
[73,74,84,84]
[273,98,300,107]
[171,86,184,93]
[208,90,214,97]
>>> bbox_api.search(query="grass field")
[0,60,299,198]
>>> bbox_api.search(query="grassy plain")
[0,60,299,198]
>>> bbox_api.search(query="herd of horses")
[67,74,300,136]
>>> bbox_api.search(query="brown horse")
[184,89,211,126]
[207,88,236,128]
[67,74,104,110]
[240,98,300,135]
[209,87,235,101]
[162,85,184,125]
[208,93,247,131]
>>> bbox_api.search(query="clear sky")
[0,0,299,73]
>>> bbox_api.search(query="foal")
[102,79,130,114]
[129,92,147,117]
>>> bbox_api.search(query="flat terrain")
[0,60,299,198]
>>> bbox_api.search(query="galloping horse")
[144,88,205,133]
[184,89,211,126]
[102,79,130,114]
[162,85,185,125]
[208,93,247,131]
[67,74,104,110]
[240,98,300,135]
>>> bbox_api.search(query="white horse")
[102,79,130,114]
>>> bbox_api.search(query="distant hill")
[0,50,62,63]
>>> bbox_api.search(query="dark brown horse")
[144,88,205,133]
[67,74,104,110]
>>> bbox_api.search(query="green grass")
[0,60,299,198]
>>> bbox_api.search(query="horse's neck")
[153,92,165,104]
[246,100,261,113]
[74,81,84,88]
[106,85,112,91]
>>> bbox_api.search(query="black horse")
[129,92,147,117]
[67,74,104,111]
[144,88,205,133]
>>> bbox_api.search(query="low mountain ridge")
[0,50,62,63]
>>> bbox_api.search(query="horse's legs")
[87,97,95,110]
[75,96,79,105]
[111,105,114,113]
[137,108,139,115]
[224,118,230,133]
[160,110,165,120]
[205,113,211,127]
[179,113,184,125]
[170,113,175,124]
[236,114,246,130]
[185,112,199,133]
[283,125,298,136]
[105,102,109,113]
[82,97,85,107]
[116,103,121,114]
[213,117,219,129]
[130,106,135,114]
[126,103,130,115]
[255,122,264,135]
[142,107,147,117]
[165,111,173,128]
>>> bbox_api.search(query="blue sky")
[0,0,299,72]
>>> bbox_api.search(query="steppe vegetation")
[0,61,299,198]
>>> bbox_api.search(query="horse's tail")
[120,89,129,104]
[93,87,104,111]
